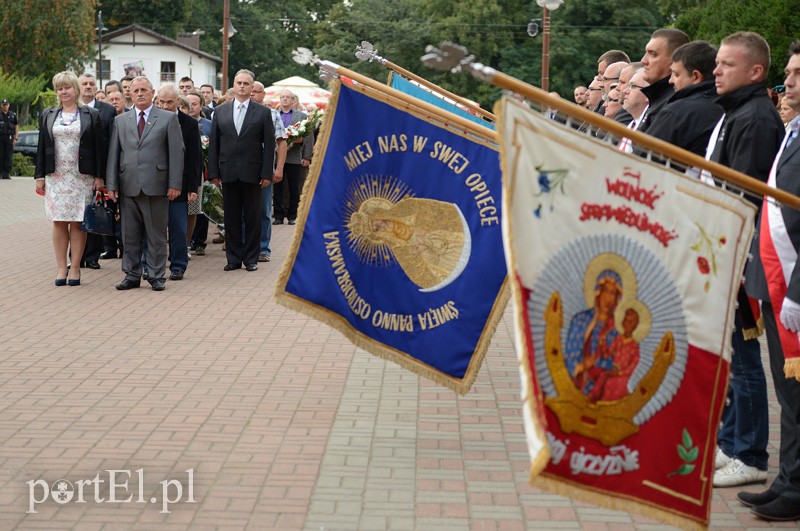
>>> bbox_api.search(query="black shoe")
[738,489,780,508]
[99,251,117,260]
[150,279,166,291]
[116,278,141,290]
[287,219,296,225]
[223,264,241,271]
[273,218,284,225]
[169,270,184,281]
[82,261,101,270]
[752,495,800,521]
[245,263,258,272]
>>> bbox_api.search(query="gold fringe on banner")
[532,476,707,531]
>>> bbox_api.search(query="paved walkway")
[0,176,797,529]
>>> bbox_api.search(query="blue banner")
[389,74,495,131]
[276,83,507,393]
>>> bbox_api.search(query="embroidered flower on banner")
[533,165,569,218]
[690,223,727,292]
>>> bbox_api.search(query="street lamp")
[536,0,563,92]
[95,10,108,85]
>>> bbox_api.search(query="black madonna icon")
[527,234,688,446]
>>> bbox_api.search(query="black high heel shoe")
[68,278,81,286]
[55,278,67,286]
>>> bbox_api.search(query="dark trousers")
[0,139,12,174]
[81,233,103,264]
[192,213,209,249]
[102,202,123,255]
[222,180,262,266]
[763,301,800,500]
[273,163,302,222]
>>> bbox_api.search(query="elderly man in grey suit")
[106,76,184,291]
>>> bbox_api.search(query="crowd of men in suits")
[72,69,314,288]
[563,30,800,522]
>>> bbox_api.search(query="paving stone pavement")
[0,176,797,530]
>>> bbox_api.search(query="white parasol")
[264,76,332,109]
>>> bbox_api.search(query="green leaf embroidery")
[669,428,699,478]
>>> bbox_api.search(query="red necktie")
[138,111,145,138]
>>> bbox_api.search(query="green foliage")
[672,0,800,86]
[0,0,97,79]
[10,0,799,113]
[36,90,58,109]
[11,152,35,178]
[0,70,47,107]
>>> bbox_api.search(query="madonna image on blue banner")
[275,81,508,393]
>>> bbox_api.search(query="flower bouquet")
[201,180,224,227]
[286,109,324,144]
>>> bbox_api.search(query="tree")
[671,0,800,86]
[515,0,664,99]
[0,0,97,80]
[0,70,47,124]
[99,0,188,37]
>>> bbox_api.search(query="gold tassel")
[784,358,800,380]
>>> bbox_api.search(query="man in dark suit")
[208,69,275,271]
[78,73,117,268]
[106,76,184,291]
[739,41,800,522]
[200,83,216,118]
[153,85,202,281]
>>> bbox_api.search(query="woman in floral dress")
[35,71,106,286]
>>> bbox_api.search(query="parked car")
[13,130,38,160]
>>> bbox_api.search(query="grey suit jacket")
[281,108,314,165]
[106,106,184,197]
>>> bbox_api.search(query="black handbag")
[80,192,114,236]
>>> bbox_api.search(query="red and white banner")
[497,97,756,528]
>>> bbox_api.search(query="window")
[96,60,111,81]
[160,61,176,83]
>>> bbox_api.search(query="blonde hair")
[52,71,84,108]
[178,95,190,113]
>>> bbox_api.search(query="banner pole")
[319,60,497,142]
[421,42,800,211]
[354,41,496,122]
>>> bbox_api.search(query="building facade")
[83,24,221,90]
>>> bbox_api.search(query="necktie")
[138,111,145,138]
[787,122,799,148]
[235,103,245,134]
